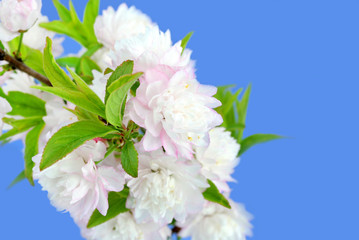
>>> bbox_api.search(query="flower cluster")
[0,0,280,239]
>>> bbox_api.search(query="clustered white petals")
[127,150,208,224]
[94,3,155,49]
[196,127,241,192]
[82,212,171,240]
[179,201,253,240]
[33,140,126,221]
[0,0,42,41]
[23,15,64,57]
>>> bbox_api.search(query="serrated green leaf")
[24,122,45,186]
[106,78,138,127]
[105,61,134,102]
[57,57,80,68]
[43,38,77,89]
[52,0,71,22]
[40,21,89,47]
[66,106,99,122]
[107,73,142,95]
[203,179,231,209]
[0,40,4,50]
[87,187,130,228]
[180,31,193,55]
[67,66,105,110]
[75,56,102,83]
[0,117,43,142]
[40,120,118,170]
[33,86,106,119]
[121,141,138,178]
[7,171,25,189]
[238,134,283,156]
[5,91,46,117]
[23,48,46,76]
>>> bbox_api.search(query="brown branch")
[0,48,52,86]
[172,226,182,234]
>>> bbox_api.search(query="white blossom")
[23,15,64,57]
[90,70,110,103]
[110,26,193,73]
[127,149,208,225]
[195,127,240,192]
[127,67,222,159]
[179,201,253,240]
[33,140,126,221]
[95,3,155,50]
[82,212,171,240]
[0,0,42,41]
[0,97,11,133]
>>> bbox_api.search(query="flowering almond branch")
[0,0,282,239]
[0,47,52,86]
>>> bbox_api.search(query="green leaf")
[57,57,80,68]
[75,56,102,83]
[5,91,46,117]
[87,187,130,228]
[24,122,45,185]
[105,60,134,102]
[68,0,81,25]
[0,117,43,142]
[66,106,99,122]
[43,38,77,89]
[67,67,105,112]
[23,48,45,76]
[33,86,106,118]
[180,31,193,55]
[40,120,117,170]
[238,134,283,156]
[105,78,138,127]
[40,21,88,48]
[52,0,71,22]
[7,171,25,189]
[236,84,251,141]
[0,40,4,50]
[82,43,103,58]
[83,0,100,40]
[203,179,231,209]
[121,141,138,178]
[107,73,143,95]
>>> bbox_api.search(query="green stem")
[16,33,24,59]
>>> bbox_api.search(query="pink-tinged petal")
[142,132,162,151]
[146,81,165,100]
[144,67,169,84]
[98,166,125,192]
[161,132,177,157]
[129,110,145,128]
[197,84,218,96]
[131,98,150,117]
[136,51,160,73]
[96,184,109,216]
[81,160,97,181]
[0,24,19,42]
[144,113,162,137]
[71,181,89,204]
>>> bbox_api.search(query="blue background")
[1,0,358,239]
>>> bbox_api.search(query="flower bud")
[0,0,42,41]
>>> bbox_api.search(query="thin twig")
[0,48,52,86]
